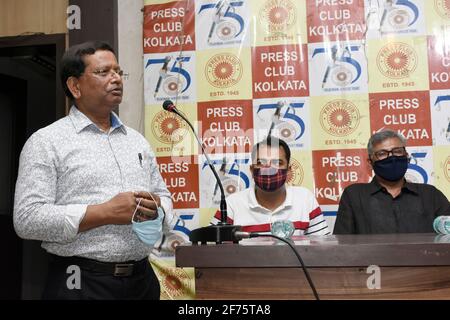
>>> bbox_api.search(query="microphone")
[162,100,242,244]
[233,231,257,239]
[162,100,177,113]
[213,157,227,197]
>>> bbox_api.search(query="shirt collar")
[403,181,419,194]
[248,186,292,212]
[69,105,126,134]
[248,187,259,209]
[369,177,419,195]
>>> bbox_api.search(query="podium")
[175,233,450,299]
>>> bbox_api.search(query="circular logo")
[274,121,297,143]
[444,156,450,182]
[222,178,240,196]
[388,9,410,29]
[152,110,188,145]
[331,65,353,87]
[377,42,418,79]
[166,233,186,252]
[259,0,296,34]
[216,21,237,40]
[161,267,193,299]
[320,100,360,137]
[205,53,243,88]
[435,0,450,20]
[162,75,184,96]
[286,158,304,186]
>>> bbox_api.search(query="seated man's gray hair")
[367,130,407,155]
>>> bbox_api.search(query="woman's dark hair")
[251,136,291,164]
[60,41,115,99]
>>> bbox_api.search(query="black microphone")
[162,100,242,244]
[162,100,177,113]
[233,231,257,239]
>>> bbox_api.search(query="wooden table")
[175,233,450,299]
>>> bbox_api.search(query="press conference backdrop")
[143,0,450,299]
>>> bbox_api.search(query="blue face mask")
[132,201,164,247]
[372,155,409,182]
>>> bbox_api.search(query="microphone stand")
[165,105,242,244]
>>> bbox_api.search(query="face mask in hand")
[372,155,409,182]
[132,197,164,247]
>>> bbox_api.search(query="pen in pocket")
[138,153,143,167]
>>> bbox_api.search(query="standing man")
[211,137,330,236]
[334,130,450,234]
[14,41,172,299]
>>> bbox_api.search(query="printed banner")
[369,91,432,146]
[143,0,450,300]
[312,149,372,205]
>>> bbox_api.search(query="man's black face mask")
[372,155,409,182]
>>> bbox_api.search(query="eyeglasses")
[87,68,124,79]
[372,147,407,160]
[254,159,287,168]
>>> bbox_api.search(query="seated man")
[211,137,330,236]
[334,129,450,234]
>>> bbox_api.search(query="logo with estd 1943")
[152,110,188,145]
[320,99,360,137]
[444,156,450,182]
[376,42,418,79]
[160,266,193,299]
[435,0,450,20]
[205,53,243,88]
[259,0,296,34]
[286,158,304,186]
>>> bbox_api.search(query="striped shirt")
[211,186,330,236]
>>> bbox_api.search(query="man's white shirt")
[212,186,330,235]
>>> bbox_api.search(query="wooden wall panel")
[68,0,118,55]
[0,0,68,37]
[195,267,450,300]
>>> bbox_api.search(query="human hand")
[132,191,161,221]
[104,191,138,224]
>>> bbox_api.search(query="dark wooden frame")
[0,33,66,120]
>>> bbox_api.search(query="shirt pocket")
[122,150,152,191]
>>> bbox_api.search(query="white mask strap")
[131,197,143,223]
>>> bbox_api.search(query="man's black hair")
[251,136,291,164]
[60,41,115,99]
